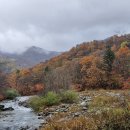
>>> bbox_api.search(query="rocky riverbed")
[39,90,130,130]
[36,94,92,128]
[0,96,44,130]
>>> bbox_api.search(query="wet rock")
[20,126,30,130]
[18,101,29,108]
[3,107,14,111]
[38,112,43,116]
[39,125,43,129]
[43,112,50,117]
[38,116,44,119]
[0,105,4,110]
[5,127,10,130]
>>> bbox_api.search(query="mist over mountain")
[0,46,60,68]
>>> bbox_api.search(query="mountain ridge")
[0,46,60,68]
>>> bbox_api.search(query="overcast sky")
[0,0,130,53]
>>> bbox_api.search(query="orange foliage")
[20,69,31,76]
[123,78,130,89]
[33,83,44,92]
[7,73,17,88]
[80,55,94,65]
[115,46,130,79]
[117,46,130,56]
[32,64,44,73]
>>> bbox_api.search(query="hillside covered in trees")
[0,34,130,98]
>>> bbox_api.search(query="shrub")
[29,92,60,111]
[29,96,44,111]
[60,90,78,103]
[4,89,19,100]
[29,91,78,112]
[43,92,60,106]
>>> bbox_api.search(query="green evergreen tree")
[103,46,115,73]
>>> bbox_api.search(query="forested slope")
[5,34,130,95]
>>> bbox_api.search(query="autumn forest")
[0,34,129,99]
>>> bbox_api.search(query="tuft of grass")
[60,90,78,103]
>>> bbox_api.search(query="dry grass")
[41,90,130,130]
[42,109,130,130]
[42,116,97,130]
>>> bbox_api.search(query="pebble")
[80,101,88,107]
[74,112,80,117]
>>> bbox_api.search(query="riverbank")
[38,90,130,130]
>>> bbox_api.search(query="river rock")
[38,112,43,116]
[18,101,29,108]
[0,105,14,111]
[38,116,44,119]
[82,107,88,111]
[0,105,4,110]
[20,125,30,130]
[74,112,80,117]
[3,107,14,111]
[80,101,88,107]
[43,111,51,117]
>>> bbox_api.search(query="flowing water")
[0,96,44,130]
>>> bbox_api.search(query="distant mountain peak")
[25,46,50,54]
[0,46,60,68]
